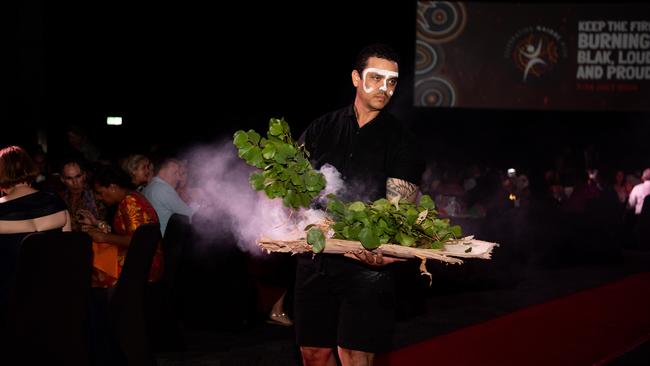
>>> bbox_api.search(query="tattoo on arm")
[386,177,419,203]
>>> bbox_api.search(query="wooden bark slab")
[257,236,498,265]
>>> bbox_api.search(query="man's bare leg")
[300,346,337,366]
[338,346,375,366]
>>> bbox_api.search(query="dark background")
[2,1,649,173]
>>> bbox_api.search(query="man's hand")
[344,249,405,266]
[76,209,98,226]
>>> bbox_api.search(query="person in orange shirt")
[79,165,162,288]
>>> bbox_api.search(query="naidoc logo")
[504,26,568,82]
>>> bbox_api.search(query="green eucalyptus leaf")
[240,146,264,168]
[342,225,351,239]
[289,171,302,186]
[419,195,435,210]
[348,223,362,240]
[271,182,287,198]
[348,202,366,212]
[280,118,291,135]
[352,208,368,221]
[405,207,419,225]
[450,225,463,238]
[397,231,416,247]
[372,198,391,212]
[269,119,284,136]
[233,131,249,148]
[249,172,265,191]
[262,143,277,160]
[298,192,312,208]
[275,143,296,164]
[332,221,346,232]
[247,129,261,145]
[437,228,451,241]
[307,228,326,253]
[328,199,346,217]
[296,158,311,173]
[359,227,380,249]
[304,171,323,190]
[283,189,297,208]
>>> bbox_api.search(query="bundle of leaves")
[233,118,326,209]
[307,194,462,251]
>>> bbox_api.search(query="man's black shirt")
[300,105,423,202]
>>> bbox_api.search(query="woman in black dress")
[0,145,71,314]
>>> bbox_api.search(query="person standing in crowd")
[295,43,423,366]
[0,146,71,316]
[143,158,198,235]
[59,158,106,232]
[613,170,628,205]
[628,168,650,215]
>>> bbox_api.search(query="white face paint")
[361,67,399,96]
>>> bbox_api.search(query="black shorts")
[294,254,396,353]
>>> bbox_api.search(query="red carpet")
[377,272,650,366]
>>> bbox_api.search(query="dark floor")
[155,247,650,366]
[608,339,650,366]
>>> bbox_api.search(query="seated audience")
[59,158,106,231]
[144,158,198,235]
[121,154,153,192]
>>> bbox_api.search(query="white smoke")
[181,139,340,255]
[319,163,345,198]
